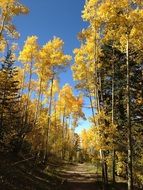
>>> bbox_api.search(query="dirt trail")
[58,163,102,190]
[56,163,133,190]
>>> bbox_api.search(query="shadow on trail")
[57,163,130,190]
[60,180,128,190]
[61,181,102,190]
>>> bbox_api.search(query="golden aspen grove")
[0,1,142,190]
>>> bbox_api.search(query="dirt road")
[58,163,102,190]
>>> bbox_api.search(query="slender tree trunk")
[20,69,26,97]
[24,61,33,126]
[0,14,6,37]
[19,69,26,131]
[53,104,57,153]
[94,74,108,190]
[99,71,108,189]
[104,161,108,186]
[112,150,116,185]
[34,77,43,126]
[88,92,96,123]
[61,107,65,160]
[45,75,54,160]
[93,31,108,189]
[126,37,133,190]
[112,50,116,186]
[100,149,108,190]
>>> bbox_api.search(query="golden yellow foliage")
[18,36,39,64]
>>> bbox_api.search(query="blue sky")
[14,0,91,133]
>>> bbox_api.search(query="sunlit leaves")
[39,37,71,68]
[18,36,39,64]
[0,0,29,50]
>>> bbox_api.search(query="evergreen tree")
[0,50,21,151]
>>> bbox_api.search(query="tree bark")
[34,77,43,126]
[126,36,133,190]
[45,75,54,160]
[112,49,116,186]
[24,60,33,127]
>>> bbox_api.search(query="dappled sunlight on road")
[58,163,102,190]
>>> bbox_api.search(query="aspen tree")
[18,36,39,130]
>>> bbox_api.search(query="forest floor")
[0,153,140,190]
[0,152,62,190]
